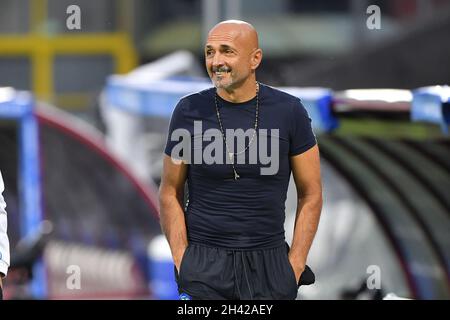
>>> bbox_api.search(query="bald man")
[160,20,322,300]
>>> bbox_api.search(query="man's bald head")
[205,20,262,94]
[207,20,259,51]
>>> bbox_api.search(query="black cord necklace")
[214,82,259,180]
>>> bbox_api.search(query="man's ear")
[251,48,263,70]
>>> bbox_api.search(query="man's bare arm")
[289,144,323,283]
[159,155,189,272]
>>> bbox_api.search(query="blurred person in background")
[0,170,11,300]
[159,20,322,300]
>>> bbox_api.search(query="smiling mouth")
[212,67,231,77]
[214,71,230,77]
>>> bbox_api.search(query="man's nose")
[212,52,224,67]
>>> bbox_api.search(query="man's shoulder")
[179,87,215,106]
[261,84,300,103]
[260,83,301,110]
[171,87,214,117]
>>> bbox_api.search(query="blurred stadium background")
[0,0,449,300]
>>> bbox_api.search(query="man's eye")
[206,51,213,56]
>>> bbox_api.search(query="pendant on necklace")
[233,169,240,180]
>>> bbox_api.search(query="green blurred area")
[334,118,445,139]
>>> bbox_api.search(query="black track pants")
[174,242,299,300]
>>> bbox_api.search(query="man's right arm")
[159,155,189,273]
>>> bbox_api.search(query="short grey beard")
[213,79,233,90]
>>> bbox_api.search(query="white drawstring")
[232,250,254,299]
[241,252,254,299]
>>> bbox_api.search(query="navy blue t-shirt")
[164,83,316,249]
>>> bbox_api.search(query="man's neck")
[217,79,258,103]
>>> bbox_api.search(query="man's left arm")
[289,144,323,283]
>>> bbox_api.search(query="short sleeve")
[164,98,188,157]
[289,99,317,156]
